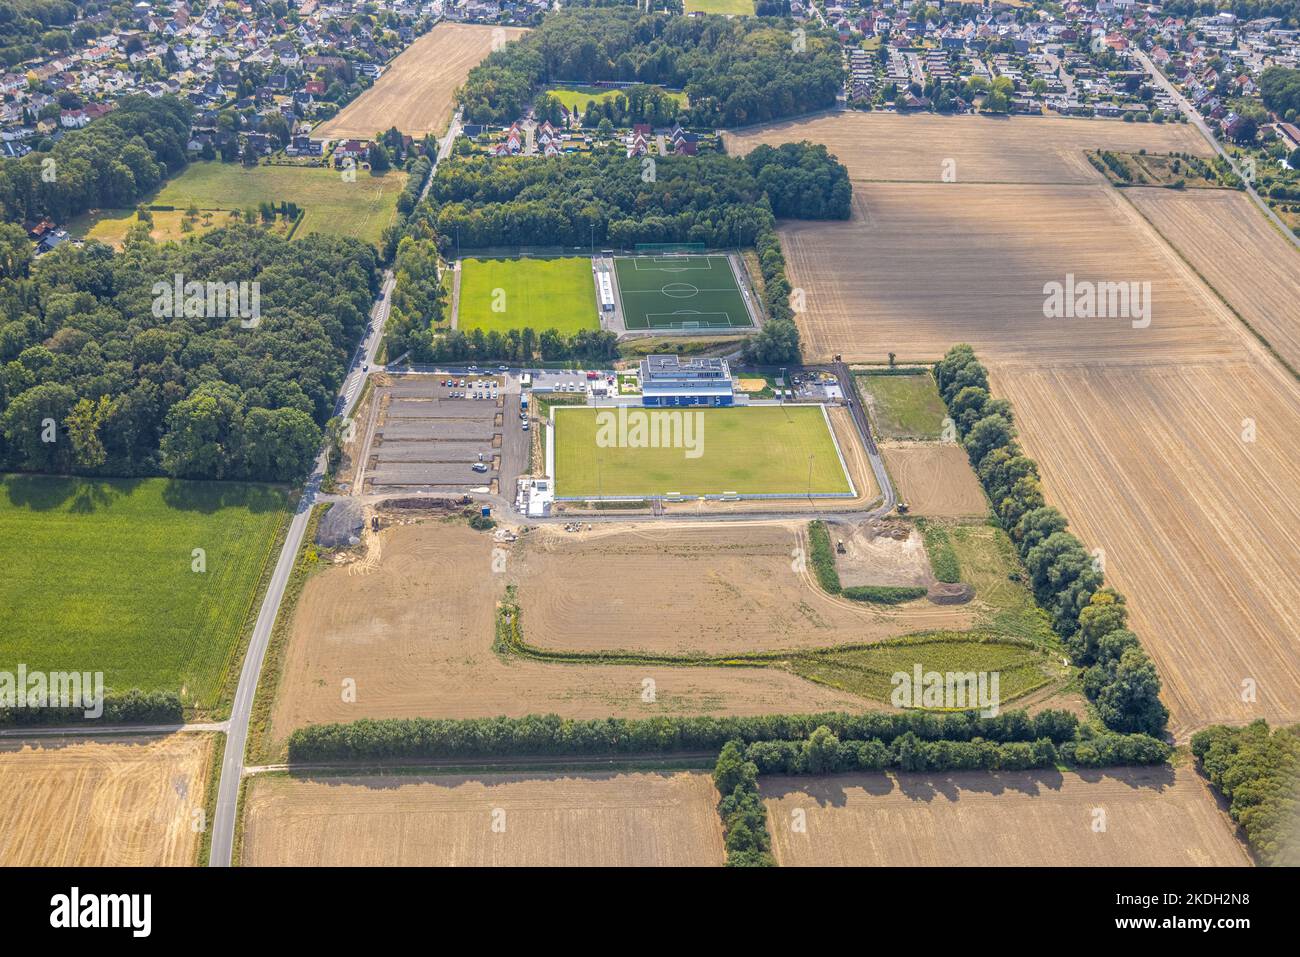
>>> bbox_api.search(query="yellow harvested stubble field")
[242,770,725,866]
[0,734,214,866]
[727,112,1300,736]
[313,24,527,140]
[762,766,1249,866]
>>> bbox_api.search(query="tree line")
[936,344,1169,737]
[0,95,192,225]
[458,8,843,129]
[0,225,379,482]
[288,708,1103,762]
[1192,720,1299,866]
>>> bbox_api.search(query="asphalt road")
[208,120,459,866]
[1133,48,1299,251]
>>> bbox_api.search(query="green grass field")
[0,475,289,711]
[856,373,948,440]
[457,257,600,335]
[684,0,756,14]
[544,85,688,114]
[152,161,407,247]
[614,254,753,330]
[553,405,851,497]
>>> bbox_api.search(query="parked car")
[471,462,489,473]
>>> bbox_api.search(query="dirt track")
[0,734,213,866]
[511,521,972,655]
[313,24,526,140]
[762,765,1248,866]
[882,443,989,518]
[242,770,724,866]
[269,521,869,742]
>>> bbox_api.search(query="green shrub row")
[840,584,928,604]
[0,689,183,727]
[806,519,841,594]
[935,344,1168,737]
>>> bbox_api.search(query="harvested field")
[242,770,724,866]
[511,521,974,655]
[1126,187,1300,372]
[776,182,1240,366]
[314,24,527,140]
[726,112,1300,737]
[0,734,214,867]
[762,766,1248,866]
[996,360,1300,735]
[882,443,989,518]
[724,112,1208,185]
[268,521,868,742]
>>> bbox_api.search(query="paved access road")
[1133,48,1299,251]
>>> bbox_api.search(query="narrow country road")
[209,122,459,867]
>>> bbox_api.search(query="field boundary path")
[1134,48,1299,251]
[0,721,228,738]
[210,118,465,867]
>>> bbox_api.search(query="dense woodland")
[0,95,192,225]
[458,8,843,128]
[1261,66,1300,121]
[0,225,378,481]
[936,345,1168,737]
[0,0,83,68]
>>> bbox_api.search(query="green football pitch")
[458,256,600,336]
[613,254,753,330]
[552,405,852,497]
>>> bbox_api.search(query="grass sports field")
[684,0,756,14]
[153,162,406,247]
[552,405,851,497]
[457,257,599,335]
[0,475,288,710]
[613,254,752,330]
[544,85,687,114]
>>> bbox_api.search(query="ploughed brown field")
[267,520,868,744]
[313,24,527,140]
[511,521,973,655]
[241,770,724,866]
[728,112,1300,736]
[881,442,989,518]
[0,734,214,866]
[762,765,1248,866]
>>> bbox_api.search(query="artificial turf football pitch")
[613,254,753,330]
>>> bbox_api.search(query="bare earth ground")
[269,520,867,742]
[313,24,527,140]
[242,770,724,866]
[728,112,1300,735]
[725,112,1207,184]
[0,734,213,866]
[762,765,1248,866]
[1126,186,1300,372]
[510,520,973,655]
[881,442,989,518]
